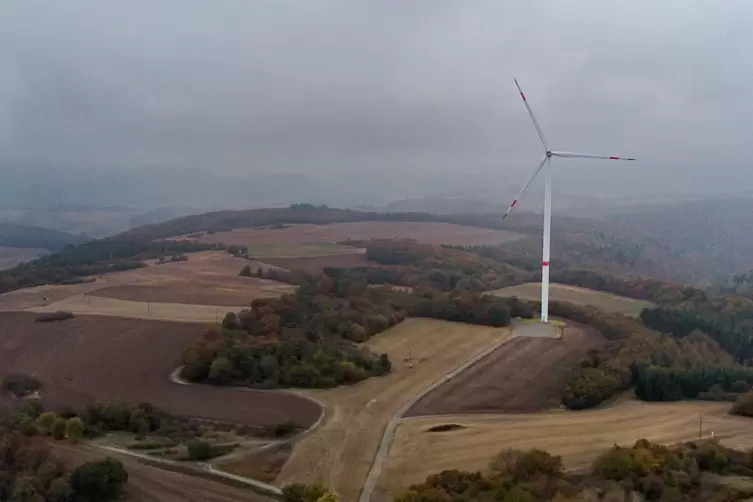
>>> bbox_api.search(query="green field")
[490,282,653,316]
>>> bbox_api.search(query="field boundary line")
[88,443,283,497]
[168,366,328,489]
[357,331,519,502]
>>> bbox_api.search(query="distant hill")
[119,205,463,241]
[0,222,88,251]
[120,201,753,285]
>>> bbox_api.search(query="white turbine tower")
[504,79,636,324]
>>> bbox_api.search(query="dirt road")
[276,319,514,502]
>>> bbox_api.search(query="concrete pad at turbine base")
[512,321,560,339]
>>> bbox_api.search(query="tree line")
[392,438,753,501]
[0,238,217,294]
[182,274,527,390]
[0,404,129,502]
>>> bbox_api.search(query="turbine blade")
[514,78,548,151]
[503,156,548,220]
[550,151,636,161]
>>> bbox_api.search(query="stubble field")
[491,282,654,316]
[376,401,753,501]
[0,251,294,321]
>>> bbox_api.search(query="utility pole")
[408,347,413,368]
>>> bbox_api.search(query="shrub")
[239,265,253,277]
[34,311,75,322]
[70,457,128,501]
[281,482,328,502]
[187,439,212,461]
[65,417,85,443]
[731,391,753,417]
[51,418,67,440]
[271,420,298,438]
[1,374,41,397]
[37,411,58,435]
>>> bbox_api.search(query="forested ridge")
[0,222,87,251]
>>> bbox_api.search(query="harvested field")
[51,441,274,502]
[407,324,606,416]
[276,319,513,502]
[0,312,321,427]
[180,222,524,248]
[0,251,293,318]
[491,282,653,316]
[244,242,362,258]
[377,401,753,501]
[90,279,293,306]
[28,295,240,323]
[261,252,375,273]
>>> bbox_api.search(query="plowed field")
[0,312,320,427]
[51,441,274,502]
[407,324,606,416]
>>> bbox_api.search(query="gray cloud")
[1,0,752,200]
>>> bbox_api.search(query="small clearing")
[0,312,321,427]
[273,319,513,502]
[180,222,524,248]
[377,401,753,501]
[491,282,653,316]
[51,441,274,502]
[407,324,606,416]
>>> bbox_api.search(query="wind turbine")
[504,79,635,324]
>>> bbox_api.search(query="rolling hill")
[0,222,87,251]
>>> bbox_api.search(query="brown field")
[407,324,606,416]
[28,295,242,323]
[491,282,654,316]
[181,222,524,248]
[51,441,274,502]
[0,251,294,319]
[0,312,321,427]
[260,252,375,273]
[90,280,292,307]
[274,319,514,501]
[0,245,47,269]
[376,401,753,500]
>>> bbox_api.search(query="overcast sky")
[1,1,752,199]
